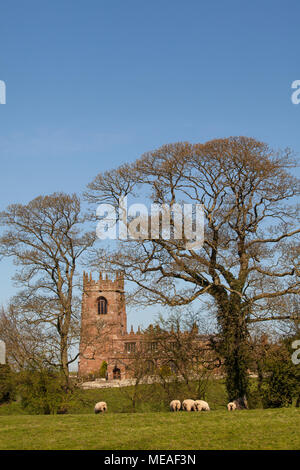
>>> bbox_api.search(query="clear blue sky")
[0,0,300,327]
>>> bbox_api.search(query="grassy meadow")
[0,380,299,450]
[0,408,299,450]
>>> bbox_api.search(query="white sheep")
[170,400,181,411]
[182,399,196,411]
[233,396,248,409]
[194,399,210,411]
[227,402,237,411]
[94,401,107,413]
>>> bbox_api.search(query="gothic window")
[146,360,155,373]
[125,342,136,353]
[143,342,158,352]
[150,342,158,352]
[97,296,107,315]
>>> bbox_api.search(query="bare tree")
[269,295,300,337]
[85,137,300,400]
[145,311,219,395]
[0,304,52,370]
[0,193,96,387]
[119,347,153,413]
[117,312,219,409]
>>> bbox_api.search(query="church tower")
[78,270,127,377]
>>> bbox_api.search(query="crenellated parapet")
[83,270,124,291]
[122,325,144,339]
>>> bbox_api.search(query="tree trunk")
[257,360,264,406]
[58,305,72,391]
[60,334,70,390]
[217,300,250,402]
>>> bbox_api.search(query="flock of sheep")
[94,399,238,413]
[170,399,237,411]
[170,399,210,411]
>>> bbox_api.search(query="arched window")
[113,366,121,380]
[97,296,108,315]
[168,361,178,374]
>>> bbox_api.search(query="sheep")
[227,402,236,411]
[194,399,210,411]
[233,396,248,409]
[170,400,181,411]
[182,399,196,411]
[94,401,107,413]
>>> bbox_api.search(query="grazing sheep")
[94,401,107,413]
[194,400,210,411]
[233,396,248,410]
[182,399,196,411]
[227,402,236,411]
[170,400,181,411]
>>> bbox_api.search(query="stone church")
[78,271,154,380]
[78,271,213,381]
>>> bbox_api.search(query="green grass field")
[0,408,299,450]
[1,380,299,450]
